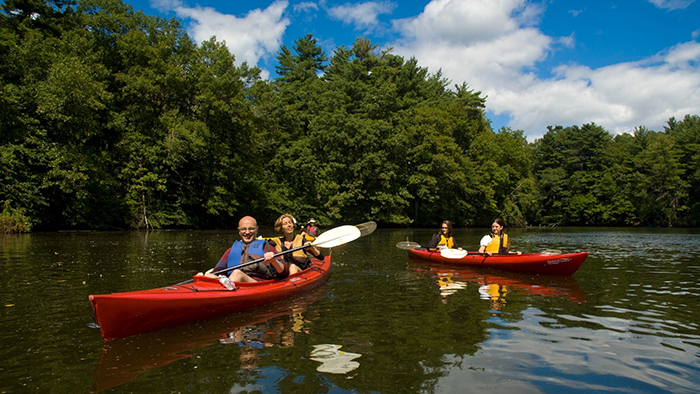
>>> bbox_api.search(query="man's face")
[238,218,258,243]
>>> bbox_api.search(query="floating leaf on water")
[5,304,15,307]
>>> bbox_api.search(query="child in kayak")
[427,220,462,251]
[479,218,522,255]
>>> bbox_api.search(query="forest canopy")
[2,0,699,232]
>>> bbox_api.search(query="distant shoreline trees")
[2,0,698,233]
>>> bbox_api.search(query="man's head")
[238,216,259,243]
[309,218,316,224]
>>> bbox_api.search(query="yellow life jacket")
[485,233,510,254]
[271,234,312,266]
[438,235,455,249]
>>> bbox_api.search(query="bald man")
[200,216,287,283]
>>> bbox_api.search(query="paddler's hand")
[198,268,216,278]
[264,251,284,274]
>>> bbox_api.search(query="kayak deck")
[89,256,331,340]
[407,249,588,276]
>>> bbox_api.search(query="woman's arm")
[426,234,440,249]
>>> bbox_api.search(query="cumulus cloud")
[153,0,290,79]
[327,1,396,32]
[391,0,700,139]
[647,0,696,10]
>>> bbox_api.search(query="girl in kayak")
[479,218,522,256]
[270,214,324,274]
[427,220,462,251]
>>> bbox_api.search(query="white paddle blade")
[440,248,468,259]
[541,249,562,255]
[313,225,362,248]
[396,241,421,250]
[355,221,377,237]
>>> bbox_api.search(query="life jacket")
[437,234,455,249]
[271,234,313,270]
[227,239,276,279]
[304,225,320,238]
[484,233,509,254]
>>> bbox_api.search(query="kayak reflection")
[409,260,587,304]
[91,286,327,392]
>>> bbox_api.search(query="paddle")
[396,240,422,250]
[177,222,376,285]
[355,221,378,237]
[541,249,562,255]
[396,240,469,258]
[439,248,468,258]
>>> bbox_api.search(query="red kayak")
[407,249,588,276]
[89,256,331,340]
[92,287,327,391]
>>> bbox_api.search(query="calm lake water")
[1,227,699,393]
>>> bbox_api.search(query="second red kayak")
[407,248,588,276]
[89,256,331,340]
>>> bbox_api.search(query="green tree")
[532,123,612,225]
[665,115,700,225]
[634,131,688,226]
[470,127,535,226]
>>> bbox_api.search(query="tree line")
[2,0,699,233]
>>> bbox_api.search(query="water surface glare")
[1,227,699,393]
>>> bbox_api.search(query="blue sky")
[124,0,700,140]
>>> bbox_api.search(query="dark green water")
[1,227,699,393]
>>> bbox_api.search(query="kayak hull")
[407,249,588,276]
[89,256,331,340]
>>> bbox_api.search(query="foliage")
[1,0,699,232]
[0,200,32,233]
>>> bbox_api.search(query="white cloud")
[293,1,319,13]
[393,0,537,46]
[391,0,700,139]
[327,1,396,31]
[154,0,290,79]
[647,0,696,10]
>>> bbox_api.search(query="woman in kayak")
[427,220,462,251]
[270,214,324,274]
[479,218,522,255]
